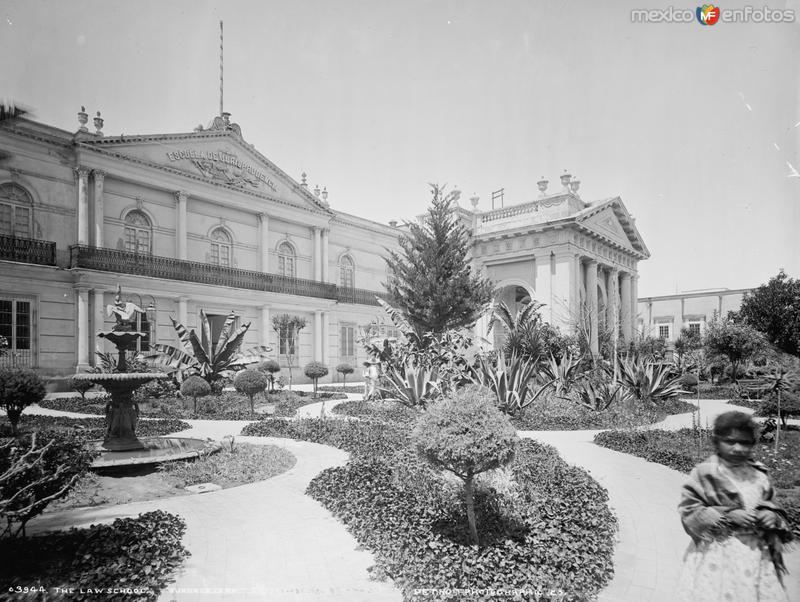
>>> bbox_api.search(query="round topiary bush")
[180,375,212,415]
[336,362,354,389]
[679,373,699,391]
[233,369,269,415]
[411,385,518,544]
[0,368,47,435]
[304,361,329,398]
[68,376,94,401]
[258,359,281,392]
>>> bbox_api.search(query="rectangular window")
[687,322,702,336]
[0,297,34,367]
[0,204,29,238]
[658,324,671,340]
[340,323,355,358]
[0,204,10,235]
[279,325,297,359]
[136,230,150,254]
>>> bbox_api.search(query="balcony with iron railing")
[69,245,392,306]
[0,234,57,266]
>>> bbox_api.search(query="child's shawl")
[678,454,794,582]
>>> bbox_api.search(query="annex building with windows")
[1,107,652,382]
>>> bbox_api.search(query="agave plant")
[487,300,548,362]
[469,352,553,416]
[542,351,584,398]
[146,311,271,387]
[617,355,686,406]
[576,380,628,412]
[380,359,440,408]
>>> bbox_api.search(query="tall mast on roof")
[219,20,224,116]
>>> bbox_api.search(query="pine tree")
[385,184,494,335]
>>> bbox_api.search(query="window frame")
[339,255,355,289]
[123,210,152,255]
[277,242,296,278]
[209,227,233,267]
[0,183,33,238]
[0,295,36,368]
[340,322,356,360]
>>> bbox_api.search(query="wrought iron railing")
[69,245,390,306]
[0,234,57,266]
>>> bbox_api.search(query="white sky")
[2,0,799,297]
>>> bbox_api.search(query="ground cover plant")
[38,389,342,420]
[242,415,616,600]
[593,427,800,535]
[50,443,297,511]
[510,391,696,431]
[332,399,420,424]
[0,415,191,439]
[0,510,189,602]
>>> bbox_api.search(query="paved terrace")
[25,390,800,602]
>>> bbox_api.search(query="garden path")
[26,391,402,602]
[518,399,800,602]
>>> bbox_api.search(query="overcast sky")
[2,0,799,297]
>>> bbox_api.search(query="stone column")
[321,228,329,283]
[570,255,583,326]
[313,310,323,361]
[175,191,188,260]
[260,305,270,348]
[76,287,90,370]
[92,170,105,247]
[91,288,104,365]
[586,260,599,356]
[258,213,270,272]
[631,274,639,338]
[313,227,322,281]
[177,296,188,327]
[620,273,632,343]
[75,167,91,245]
[322,311,330,366]
[607,268,619,345]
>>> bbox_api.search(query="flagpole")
[219,20,224,116]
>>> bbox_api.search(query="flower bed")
[0,510,189,601]
[0,415,191,439]
[331,399,421,425]
[38,390,340,420]
[593,428,800,535]
[242,417,616,600]
[510,395,697,431]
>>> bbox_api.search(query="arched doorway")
[489,282,536,351]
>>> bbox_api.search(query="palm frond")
[214,312,239,359]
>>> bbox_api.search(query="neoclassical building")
[0,108,648,381]
[463,175,649,354]
[0,109,399,381]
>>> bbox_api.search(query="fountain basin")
[89,436,222,469]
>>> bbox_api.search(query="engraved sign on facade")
[166,149,278,192]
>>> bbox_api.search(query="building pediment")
[77,129,330,213]
[576,198,650,258]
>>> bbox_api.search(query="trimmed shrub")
[757,389,800,427]
[180,375,211,415]
[304,361,329,398]
[69,376,94,401]
[411,385,518,543]
[679,373,699,391]
[0,368,46,435]
[1,430,96,537]
[132,377,179,404]
[336,362,354,389]
[1,510,189,601]
[233,369,269,415]
[258,359,281,392]
[0,415,191,439]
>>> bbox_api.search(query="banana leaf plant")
[145,311,271,387]
[469,351,553,416]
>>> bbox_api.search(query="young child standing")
[676,411,794,601]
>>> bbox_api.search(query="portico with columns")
[465,173,649,355]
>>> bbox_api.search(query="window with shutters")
[124,210,152,254]
[209,228,232,267]
[277,242,296,278]
[340,322,356,360]
[0,183,33,238]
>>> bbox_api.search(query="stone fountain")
[72,286,220,468]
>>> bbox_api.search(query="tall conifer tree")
[385,185,494,335]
